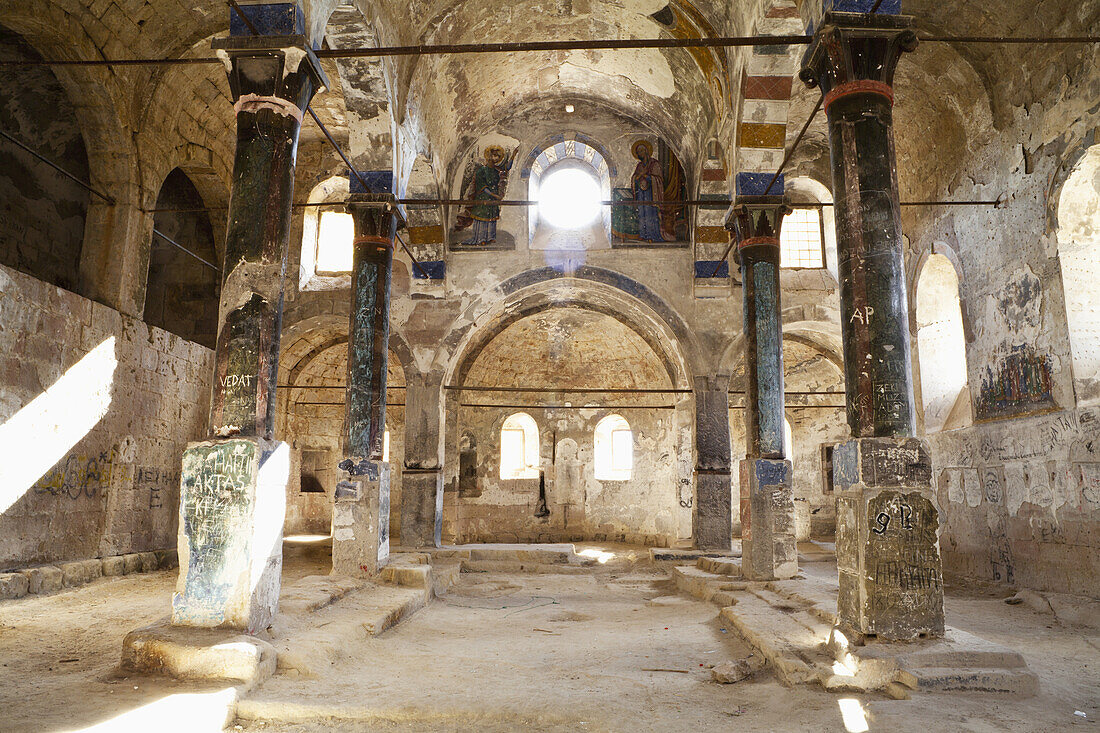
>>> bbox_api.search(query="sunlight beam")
[0,336,117,513]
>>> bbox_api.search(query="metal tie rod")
[2,36,1096,67]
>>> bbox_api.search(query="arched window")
[300,175,352,290]
[783,177,837,277]
[500,412,540,479]
[916,252,972,432]
[1057,145,1100,406]
[594,414,633,481]
[383,428,390,464]
[524,136,614,250]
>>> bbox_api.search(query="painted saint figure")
[631,140,665,242]
[454,145,519,245]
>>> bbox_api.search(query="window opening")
[537,167,602,229]
[779,208,825,269]
[315,208,354,273]
[500,412,540,479]
[595,414,633,480]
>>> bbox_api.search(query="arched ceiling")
[326,0,756,173]
[463,308,673,390]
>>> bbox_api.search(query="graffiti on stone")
[174,440,256,622]
[982,467,1004,505]
[865,492,942,628]
[134,466,179,509]
[1079,463,1100,510]
[33,448,116,501]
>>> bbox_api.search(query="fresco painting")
[976,344,1056,421]
[612,139,688,244]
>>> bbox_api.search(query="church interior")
[0,0,1098,730]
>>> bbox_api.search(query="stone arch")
[144,168,221,348]
[442,266,697,390]
[0,13,142,313]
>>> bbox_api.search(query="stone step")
[766,577,838,626]
[380,563,432,589]
[697,556,742,576]
[412,543,583,565]
[671,565,750,604]
[650,546,741,563]
[909,667,1040,695]
[274,583,430,677]
[460,559,593,574]
[718,596,832,687]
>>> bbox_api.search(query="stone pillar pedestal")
[833,437,944,640]
[332,460,390,576]
[172,437,289,633]
[693,376,733,551]
[739,458,797,580]
[401,469,444,547]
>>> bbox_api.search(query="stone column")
[727,201,797,580]
[332,193,404,576]
[801,12,943,639]
[402,371,445,547]
[172,35,327,633]
[694,375,732,551]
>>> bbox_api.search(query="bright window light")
[500,413,539,479]
[538,167,602,229]
[383,429,390,463]
[595,414,632,481]
[780,208,824,268]
[316,210,354,272]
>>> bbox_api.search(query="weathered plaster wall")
[930,408,1100,597]
[899,13,1100,597]
[0,25,90,293]
[0,263,212,568]
[441,309,690,545]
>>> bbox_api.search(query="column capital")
[345,193,407,242]
[725,199,791,264]
[212,35,329,113]
[799,12,918,110]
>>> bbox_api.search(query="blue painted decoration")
[412,260,446,280]
[695,260,729,279]
[229,3,305,36]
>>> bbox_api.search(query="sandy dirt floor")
[0,550,1097,732]
[0,552,328,733]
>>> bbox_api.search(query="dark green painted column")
[801,13,943,639]
[207,36,327,438]
[727,200,797,580]
[343,194,402,464]
[728,201,790,459]
[800,12,919,439]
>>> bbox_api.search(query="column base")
[739,458,797,580]
[172,438,289,634]
[332,460,391,576]
[694,469,733,551]
[833,437,945,641]
[401,469,443,548]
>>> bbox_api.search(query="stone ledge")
[121,620,277,689]
[0,550,178,600]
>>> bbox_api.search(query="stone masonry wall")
[0,263,212,568]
